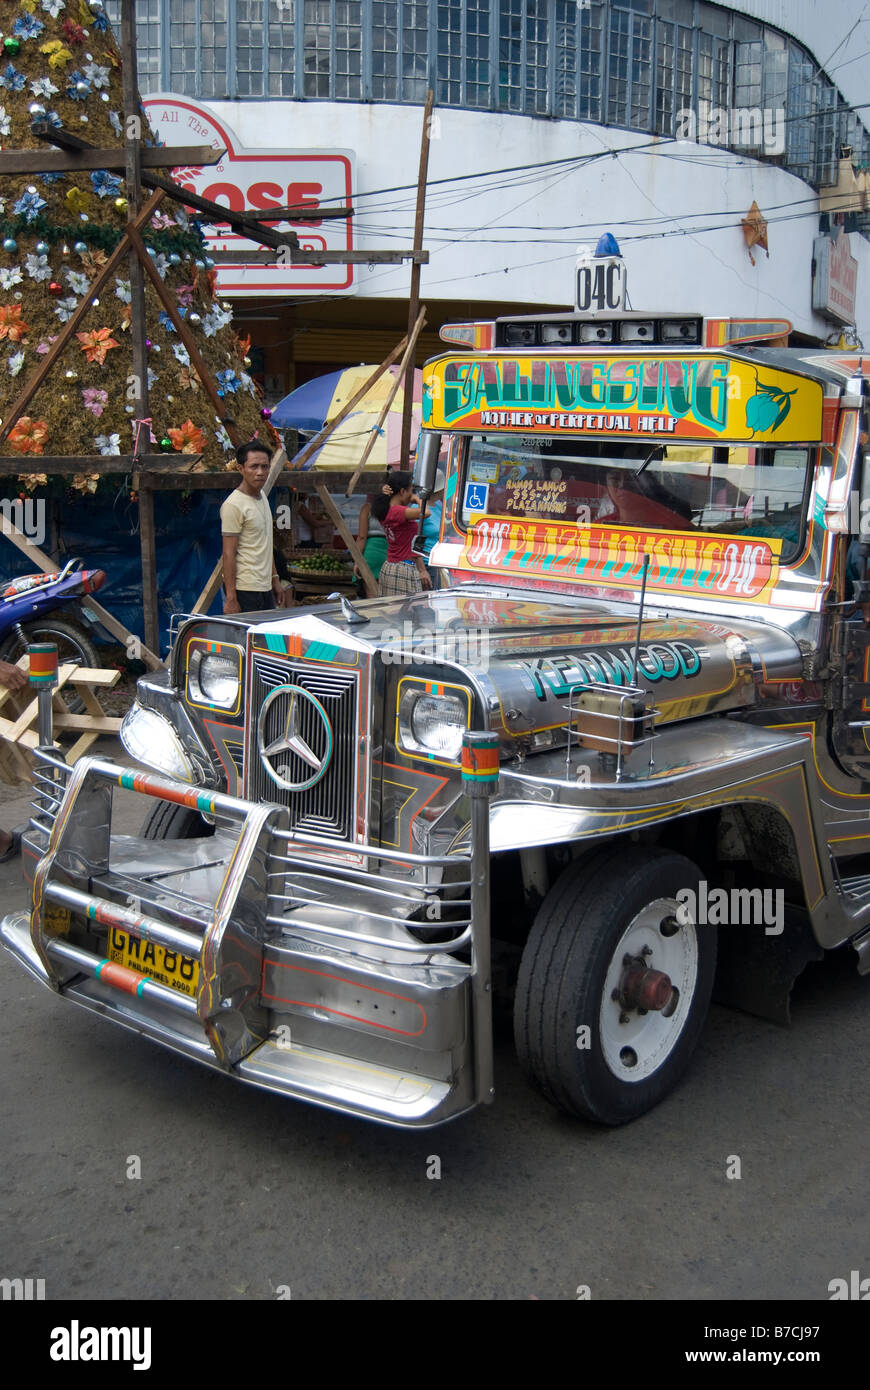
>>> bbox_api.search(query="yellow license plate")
[107,925,200,999]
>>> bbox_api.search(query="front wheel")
[140,801,215,841]
[514,846,716,1125]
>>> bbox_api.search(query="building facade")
[107,0,870,393]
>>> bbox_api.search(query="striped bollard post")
[29,643,58,749]
[462,730,499,1106]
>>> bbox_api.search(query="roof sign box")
[143,95,355,297]
[812,230,858,325]
[423,354,823,443]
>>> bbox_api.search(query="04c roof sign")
[459,520,783,603]
[423,355,823,443]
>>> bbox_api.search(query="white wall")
[206,98,869,345]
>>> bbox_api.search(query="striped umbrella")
[271,365,423,472]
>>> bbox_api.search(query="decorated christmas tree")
[0,0,278,492]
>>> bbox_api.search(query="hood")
[252,588,803,739]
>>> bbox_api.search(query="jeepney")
[4,299,870,1129]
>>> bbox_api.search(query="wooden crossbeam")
[28,121,299,251]
[123,470,358,492]
[242,205,354,222]
[142,172,298,250]
[0,456,197,475]
[3,140,226,175]
[207,249,428,265]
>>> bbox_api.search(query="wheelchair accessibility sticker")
[463,481,489,513]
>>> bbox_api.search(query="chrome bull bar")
[9,735,498,1124]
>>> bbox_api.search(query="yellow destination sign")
[422,353,823,443]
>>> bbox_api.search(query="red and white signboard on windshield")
[143,95,355,296]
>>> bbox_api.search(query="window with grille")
[268,0,297,97]
[402,1,429,103]
[498,0,524,112]
[106,0,162,92]
[372,1,398,100]
[578,1,603,122]
[787,46,816,182]
[237,0,264,97]
[108,0,869,197]
[437,0,490,109]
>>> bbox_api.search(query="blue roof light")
[595,232,621,257]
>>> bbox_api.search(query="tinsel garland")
[0,216,208,261]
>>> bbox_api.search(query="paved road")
[1,764,868,1302]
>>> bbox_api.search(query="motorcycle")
[0,558,108,709]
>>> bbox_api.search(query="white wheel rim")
[599,897,699,1083]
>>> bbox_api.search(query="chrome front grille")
[246,654,362,841]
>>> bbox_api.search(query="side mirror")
[413,430,442,496]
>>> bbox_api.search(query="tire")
[514,846,716,1126]
[0,617,101,716]
[140,801,215,840]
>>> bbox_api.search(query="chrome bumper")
[1,751,490,1128]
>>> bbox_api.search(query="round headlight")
[399,689,468,760]
[199,653,240,704]
[187,647,240,709]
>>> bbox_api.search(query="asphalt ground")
[1,750,868,1304]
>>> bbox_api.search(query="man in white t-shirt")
[220,442,284,613]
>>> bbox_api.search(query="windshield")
[460,435,813,564]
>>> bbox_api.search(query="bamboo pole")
[290,336,410,471]
[345,307,426,497]
[187,339,412,614]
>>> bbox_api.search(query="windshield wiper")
[635,444,665,478]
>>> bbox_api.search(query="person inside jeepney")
[601,460,695,529]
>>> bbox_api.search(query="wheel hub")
[599,898,700,1082]
[619,958,674,1013]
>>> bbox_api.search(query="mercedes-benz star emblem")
[257,684,333,792]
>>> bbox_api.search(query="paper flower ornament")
[7,417,49,454]
[76,327,120,363]
[168,419,207,454]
